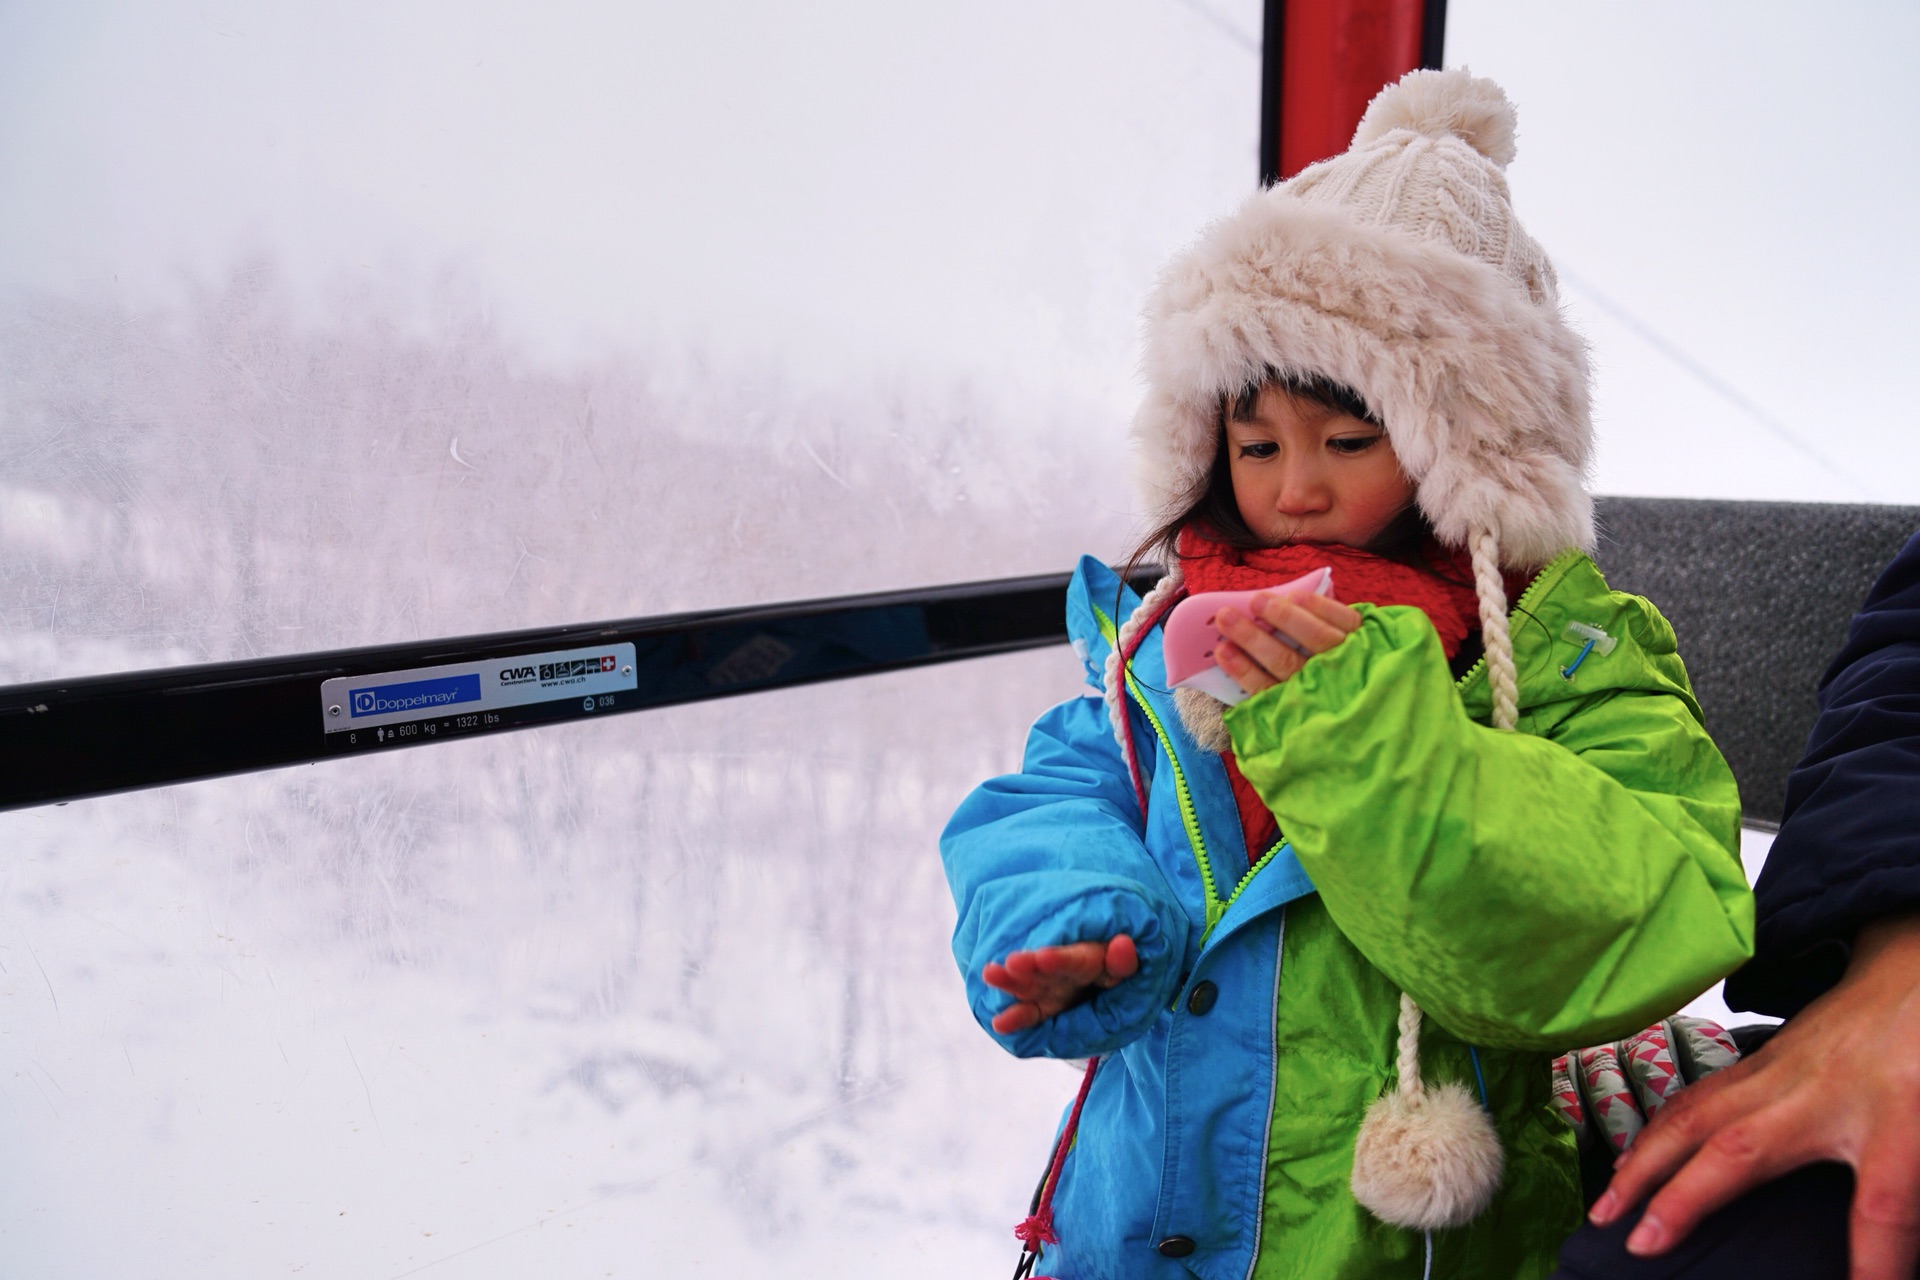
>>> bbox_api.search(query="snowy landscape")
[0,274,1127,1276]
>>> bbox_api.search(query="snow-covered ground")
[2,645,1099,1278]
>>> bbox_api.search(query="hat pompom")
[1351,1080,1505,1231]
[1353,67,1518,168]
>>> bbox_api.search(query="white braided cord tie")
[1103,565,1185,789]
[1391,525,1515,1118]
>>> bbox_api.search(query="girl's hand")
[982,935,1139,1034]
[1214,591,1363,695]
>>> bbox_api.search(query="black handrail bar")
[0,569,1160,813]
[6,496,1918,824]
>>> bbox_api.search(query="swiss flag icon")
[600,656,616,672]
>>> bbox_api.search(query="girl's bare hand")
[1214,592,1363,695]
[982,935,1139,1034]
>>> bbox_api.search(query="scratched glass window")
[0,3,1259,1276]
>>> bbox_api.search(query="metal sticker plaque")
[320,643,638,745]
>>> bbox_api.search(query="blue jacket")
[944,560,1317,1278]
[1726,529,1920,1016]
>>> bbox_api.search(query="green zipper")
[1093,603,1282,948]
[1223,837,1287,932]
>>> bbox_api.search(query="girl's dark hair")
[1123,370,1468,588]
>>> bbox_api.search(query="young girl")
[941,69,1753,1278]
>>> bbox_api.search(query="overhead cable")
[1561,269,1871,499]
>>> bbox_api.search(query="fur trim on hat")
[1133,200,1592,568]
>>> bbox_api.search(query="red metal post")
[1261,0,1444,185]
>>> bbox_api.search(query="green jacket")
[942,550,1752,1278]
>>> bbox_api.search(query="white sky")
[0,1,1255,414]
[1446,0,1920,503]
[2,0,1916,502]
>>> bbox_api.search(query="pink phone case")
[1161,567,1334,705]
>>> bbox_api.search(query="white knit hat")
[1131,67,1592,568]
[1111,67,1595,1233]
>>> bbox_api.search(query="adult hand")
[1592,915,1920,1280]
[1214,591,1362,695]
[982,935,1139,1034]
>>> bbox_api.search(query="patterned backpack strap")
[1556,1017,1742,1156]
[1576,1039,1644,1154]
[1622,1020,1688,1118]
[1668,1015,1741,1083]
[1550,1052,1588,1143]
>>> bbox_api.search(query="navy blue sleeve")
[1725,529,1920,1017]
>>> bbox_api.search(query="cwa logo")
[499,665,539,685]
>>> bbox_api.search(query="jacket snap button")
[1157,1236,1197,1258]
[1186,980,1218,1016]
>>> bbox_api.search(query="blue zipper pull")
[1560,622,1614,680]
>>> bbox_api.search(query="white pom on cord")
[1353,68,1519,169]
[1352,1081,1505,1230]
[1351,993,1504,1231]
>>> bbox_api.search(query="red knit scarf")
[1175,528,1486,863]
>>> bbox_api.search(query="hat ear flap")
[1131,390,1220,527]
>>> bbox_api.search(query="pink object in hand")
[1161,567,1335,705]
